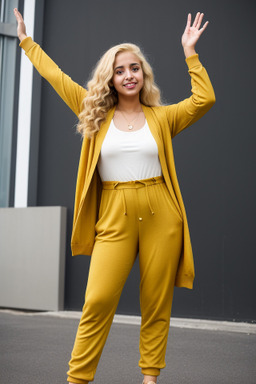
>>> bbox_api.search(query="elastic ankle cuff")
[67,376,89,384]
[141,368,160,376]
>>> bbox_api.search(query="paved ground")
[1,310,256,384]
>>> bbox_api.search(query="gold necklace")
[118,110,141,130]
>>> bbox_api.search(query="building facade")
[1,0,256,322]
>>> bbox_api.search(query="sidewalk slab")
[1,311,256,384]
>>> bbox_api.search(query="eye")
[132,67,140,72]
[116,70,123,75]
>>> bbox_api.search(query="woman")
[14,8,215,384]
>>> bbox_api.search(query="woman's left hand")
[181,12,209,58]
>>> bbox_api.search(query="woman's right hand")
[13,8,27,42]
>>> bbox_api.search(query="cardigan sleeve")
[164,54,216,138]
[20,37,87,117]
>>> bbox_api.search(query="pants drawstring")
[106,176,164,217]
[146,184,154,215]
[113,182,127,215]
[122,189,127,216]
[137,182,154,215]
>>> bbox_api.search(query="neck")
[116,95,142,113]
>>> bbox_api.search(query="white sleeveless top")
[97,119,162,182]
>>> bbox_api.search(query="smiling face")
[112,51,144,99]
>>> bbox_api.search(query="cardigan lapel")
[80,106,116,201]
[142,104,182,216]
[90,106,116,177]
[142,104,166,169]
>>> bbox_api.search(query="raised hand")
[181,12,209,58]
[13,8,27,42]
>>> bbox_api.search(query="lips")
[123,82,137,88]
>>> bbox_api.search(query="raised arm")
[14,8,86,117]
[165,12,215,138]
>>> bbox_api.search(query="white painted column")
[14,0,36,207]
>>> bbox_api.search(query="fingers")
[192,12,201,28]
[200,21,209,33]
[191,12,208,31]
[185,13,191,32]
[13,8,27,41]
[13,8,20,21]
[13,8,23,23]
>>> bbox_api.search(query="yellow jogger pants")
[67,176,183,383]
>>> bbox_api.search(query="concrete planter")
[0,207,67,311]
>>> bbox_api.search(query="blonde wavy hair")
[77,43,162,138]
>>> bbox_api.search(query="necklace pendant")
[128,125,133,130]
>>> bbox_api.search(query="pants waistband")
[102,176,164,216]
[102,176,164,190]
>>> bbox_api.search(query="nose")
[125,69,134,80]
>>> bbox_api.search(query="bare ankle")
[143,375,157,384]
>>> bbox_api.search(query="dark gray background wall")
[34,0,256,321]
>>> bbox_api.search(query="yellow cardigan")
[20,37,215,289]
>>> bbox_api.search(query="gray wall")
[34,0,256,321]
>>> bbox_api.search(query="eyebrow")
[114,63,140,70]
